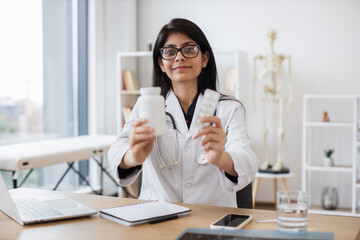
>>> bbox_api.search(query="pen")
[149,215,178,224]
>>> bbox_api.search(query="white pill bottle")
[138,87,166,136]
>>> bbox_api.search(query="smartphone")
[210,214,253,230]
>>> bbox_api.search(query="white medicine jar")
[138,87,166,136]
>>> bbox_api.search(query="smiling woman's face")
[158,32,208,86]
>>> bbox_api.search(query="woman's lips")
[173,66,190,71]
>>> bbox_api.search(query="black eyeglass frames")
[159,45,200,60]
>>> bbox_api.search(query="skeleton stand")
[253,29,292,173]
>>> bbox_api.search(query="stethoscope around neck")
[155,112,207,170]
[155,96,240,170]
[155,112,179,170]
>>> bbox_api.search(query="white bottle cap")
[140,87,161,95]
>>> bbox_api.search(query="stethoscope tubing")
[156,95,242,170]
[156,112,178,169]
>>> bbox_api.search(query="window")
[0,1,44,145]
[0,0,88,191]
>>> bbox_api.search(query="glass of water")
[277,190,309,232]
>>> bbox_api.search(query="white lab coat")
[108,90,259,207]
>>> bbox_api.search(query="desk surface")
[2,188,360,240]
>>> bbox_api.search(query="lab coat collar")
[165,90,189,137]
[188,93,203,137]
[165,90,203,139]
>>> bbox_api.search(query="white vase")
[324,157,333,167]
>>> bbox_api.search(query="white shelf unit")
[115,50,248,133]
[302,94,360,217]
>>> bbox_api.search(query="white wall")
[88,0,137,194]
[95,0,360,204]
[89,0,137,136]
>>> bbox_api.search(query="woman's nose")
[174,50,185,61]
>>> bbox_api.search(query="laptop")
[176,228,334,240]
[0,175,97,225]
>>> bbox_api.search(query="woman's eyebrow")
[181,41,197,46]
[163,41,197,48]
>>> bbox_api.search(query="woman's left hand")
[193,116,226,166]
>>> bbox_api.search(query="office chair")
[236,182,253,209]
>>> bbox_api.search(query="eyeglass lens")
[161,45,199,60]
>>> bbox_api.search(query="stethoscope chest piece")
[197,152,208,164]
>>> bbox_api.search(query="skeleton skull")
[266,29,277,44]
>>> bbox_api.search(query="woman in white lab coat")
[108,18,259,207]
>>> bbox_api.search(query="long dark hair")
[152,18,218,97]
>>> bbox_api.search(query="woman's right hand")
[121,119,155,169]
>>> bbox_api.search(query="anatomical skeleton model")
[253,29,293,172]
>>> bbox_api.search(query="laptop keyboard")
[15,198,63,219]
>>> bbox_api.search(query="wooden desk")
[1,188,360,240]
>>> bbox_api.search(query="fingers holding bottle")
[125,119,155,167]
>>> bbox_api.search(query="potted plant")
[324,149,334,167]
